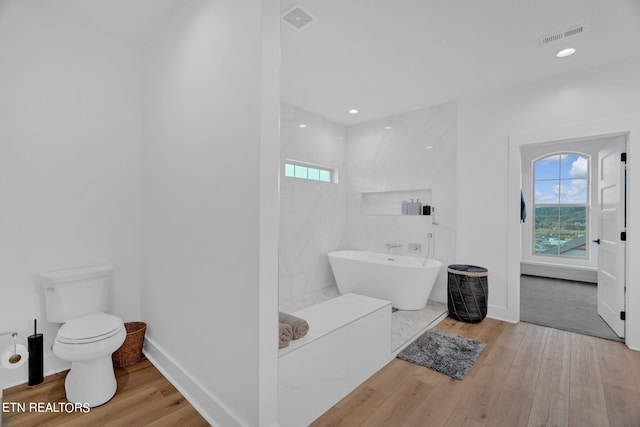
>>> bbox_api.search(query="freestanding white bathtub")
[328,250,442,310]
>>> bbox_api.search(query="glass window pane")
[558,178,587,204]
[532,153,588,259]
[559,206,588,258]
[561,154,588,179]
[558,230,587,257]
[534,180,559,204]
[559,206,587,231]
[285,163,295,177]
[308,168,320,180]
[294,165,307,179]
[535,206,558,231]
[534,206,560,255]
[534,155,560,180]
[534,230,559,254]
[284,160,335,184]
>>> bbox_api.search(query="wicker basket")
[112,322,147,368]
[447,265,489,323]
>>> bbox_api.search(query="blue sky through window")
[534,154,588,204]
[534,154,559,180]
[294,165,308,179]
[285,163,294,177]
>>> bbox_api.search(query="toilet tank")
[37,265,114,323]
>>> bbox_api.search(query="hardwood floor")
[1,358,209,427]
[5,320,639,427]
[311,317,640,427]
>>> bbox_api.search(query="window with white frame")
[533,153,589,258]
[284,159,337,183]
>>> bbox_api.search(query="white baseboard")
[0,354,70,390]
[486,313,518,324]
[521,262,597,283]
[487,305,517,323]
[142,337,246,427]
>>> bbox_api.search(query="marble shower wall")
[345,102,457,303]
[279,104,347,301]
[279,102,457,304]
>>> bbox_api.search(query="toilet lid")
[57,313,123,344]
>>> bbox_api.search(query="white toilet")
[39,265,126,407]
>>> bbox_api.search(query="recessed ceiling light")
[348,109,359,114]
[298,124,307,128]
[384,126,392,130]
[426,146,433,150]
[556,48,576,58]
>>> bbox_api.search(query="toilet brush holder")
[28,319,43,386]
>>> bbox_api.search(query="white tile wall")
[279,104,347,301]
[345,102,457,303]
[279,102,457,304]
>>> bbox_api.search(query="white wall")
[0,0,143,388]
[279,104,347,301]
[141,1,279,426]
[258,0,281,424]
[346,102,457,303]
[457,54,640,348]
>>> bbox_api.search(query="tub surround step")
[278,293,392,427]
[278,293,391,357]
[279,286,341,313]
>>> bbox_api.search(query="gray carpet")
[397,328,485,380]
[520,275,622,342]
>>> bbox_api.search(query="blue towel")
[520,191,527,223]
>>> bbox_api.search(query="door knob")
[592,239,601,244]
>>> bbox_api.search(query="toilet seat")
[57,313,123,344]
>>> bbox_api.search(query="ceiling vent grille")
[540,24,586,45]
[282,4,317,32]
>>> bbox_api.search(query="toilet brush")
[28,319,44,386]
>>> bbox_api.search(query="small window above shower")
[283,159,338,184]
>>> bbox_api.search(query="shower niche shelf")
[360,189,431,215]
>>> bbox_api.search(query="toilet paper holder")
[9,333,22,364]
[1,332,28,370]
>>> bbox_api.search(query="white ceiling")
[23,0,640,126]
[25,0,179,47]
[281,0,640,125]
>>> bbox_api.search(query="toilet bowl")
[38,264,126,407]
[53,313,126,407]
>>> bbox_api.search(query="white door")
[596,139,626,338]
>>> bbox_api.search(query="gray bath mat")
[397,328,485,380]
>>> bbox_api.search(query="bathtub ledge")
[278,293,391,356]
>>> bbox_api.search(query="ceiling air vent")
[539,24,587,45]
[282,4,317,32]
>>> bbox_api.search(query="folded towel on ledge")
[279,312,309,340]
[279,323,293,349]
